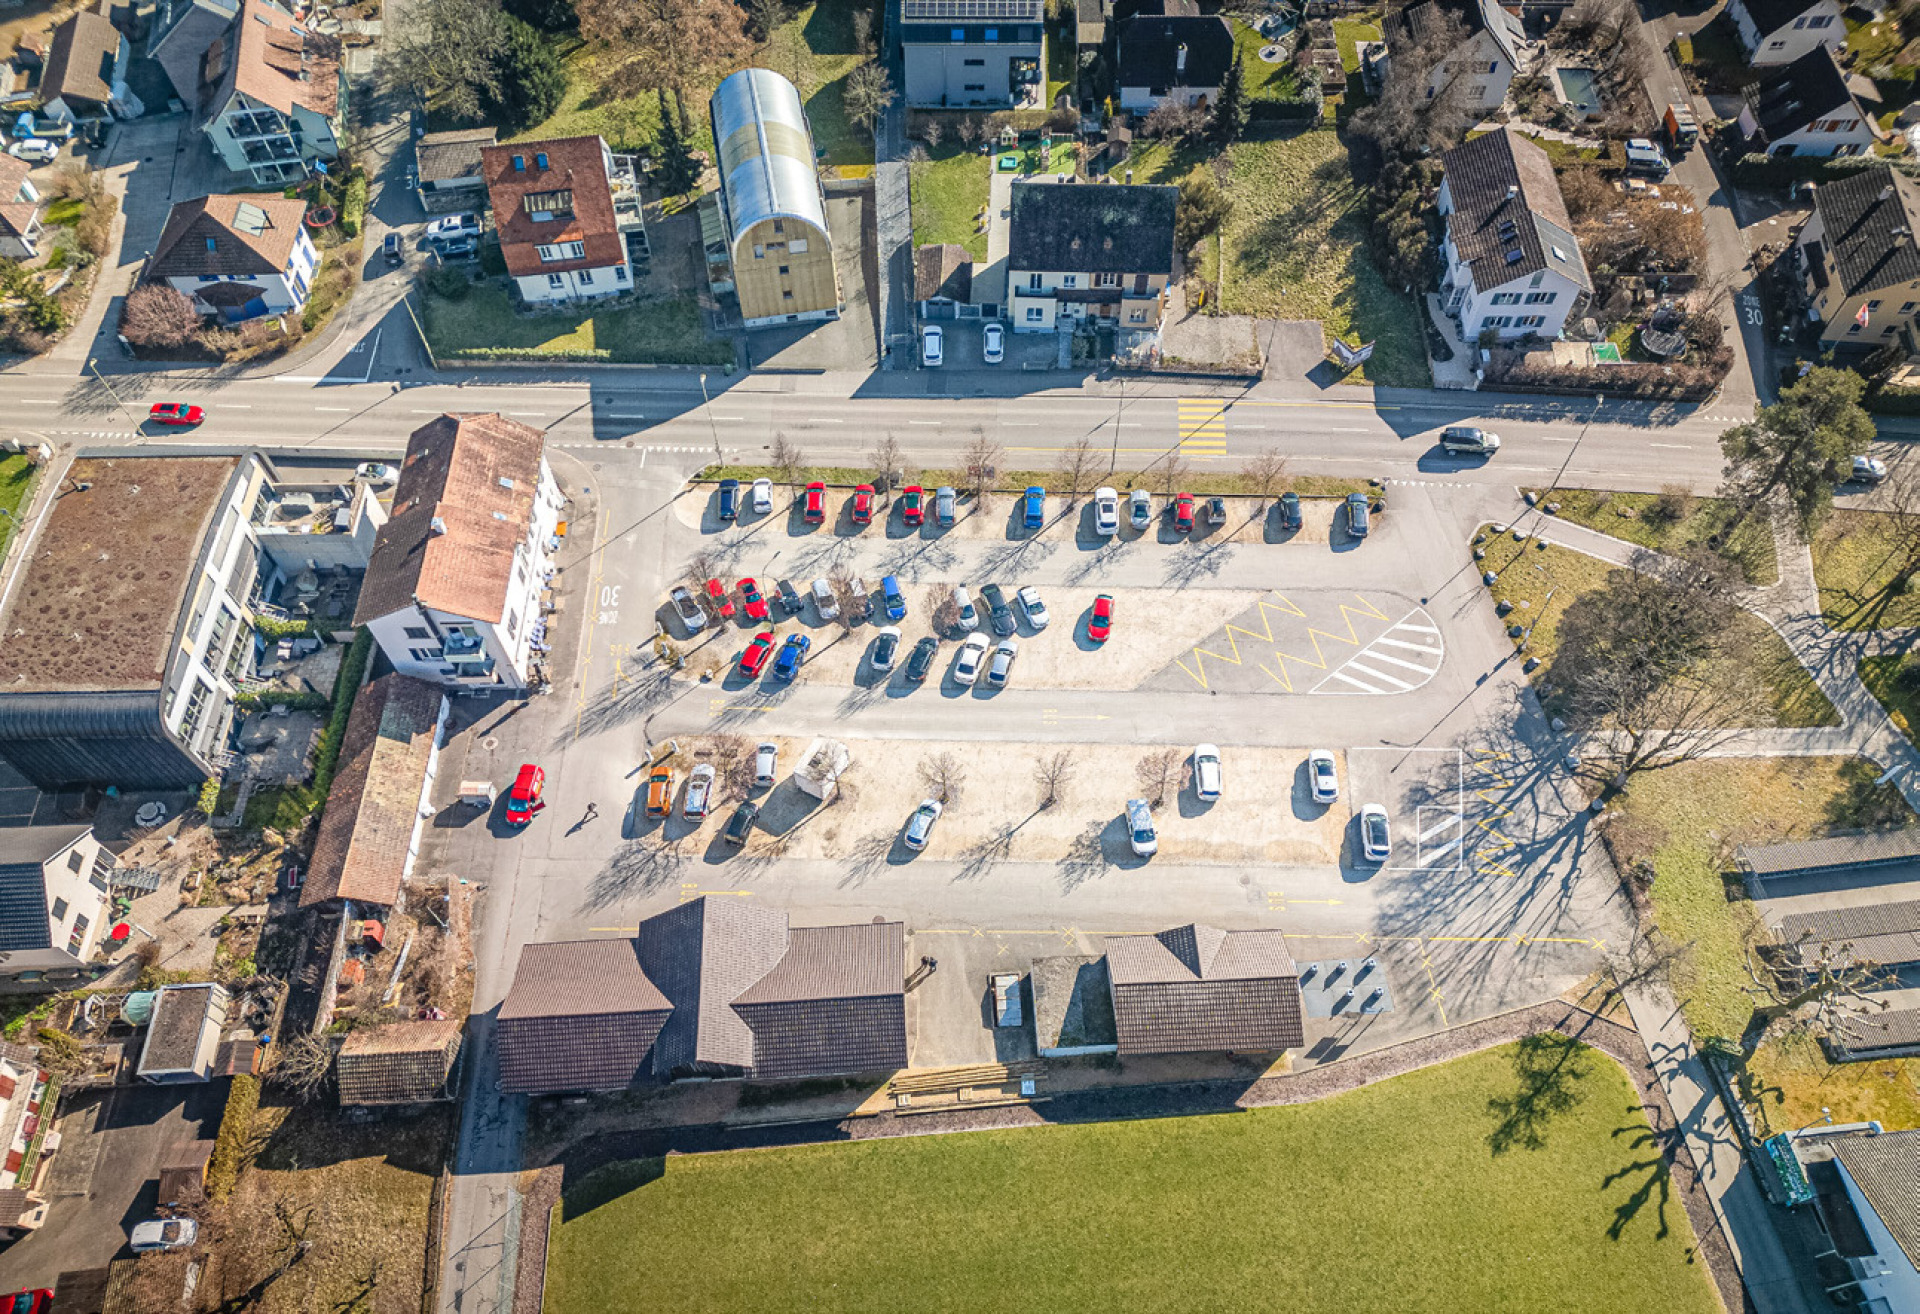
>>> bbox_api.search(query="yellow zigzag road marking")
[1272,596,1391,685]
[1175,595,1388,689]
[1173,595,1307,687]
[1469,749,1520,869]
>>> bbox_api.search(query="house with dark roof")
[900,0,1046,109]
[1006,178,1177,336]
[1384,0,1533,116]
[1738,47,1878,158]
[336,1019,464,1105]
[1727,0,1844,66]
[138,983,230,1082]
[355,414,562,692]
[481,135,647,305]
[1795,166,1920,350]
[1796,1129,1920,1308]
[414,127,497,214]
[146,0,237,110]
[0,824,114,984]
[0,156,46,262]
[1768,897,1920,1060]
[40,2,140,123]
[1436,128,1591,342]
[145,193,317,323]
[1114,14,1233,113]
[198,0,345,186]
[1105,923,1305,1056]
[496,898,908,1094]
[299,674,447,911]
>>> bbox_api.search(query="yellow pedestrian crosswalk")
[1177,399,1227,456]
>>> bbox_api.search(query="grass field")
[910,141,1077,262]
[543,1042,1720,1314]
[421,284,733,365]
[1530,489,1778,586]
[1860,653,1920,744]
[1334,19,1383,73]
[1812,509,1920,630]
[1233,19,1301,102]
[1200,130,1426,388]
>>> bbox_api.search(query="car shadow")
[1106,814,1154,869]
[1291,759,1332,821]
[1264,502,1302,545]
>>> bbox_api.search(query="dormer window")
[536,152,548,169]
[511,154,525,171]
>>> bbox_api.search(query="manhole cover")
[482,736,500,751]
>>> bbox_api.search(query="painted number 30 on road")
[599,584,619,626]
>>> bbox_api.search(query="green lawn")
[544,1042,1720,1314]
[421,283,733,365]
[1528,489,1778,586]
[1232,19,1300,101]
[1861,653,1920,746]
[910,141,1075,262]
[1201,130,1426,387]
[1812,509,1920,630]
[1333,19,1383,74]
[0,455,36,561]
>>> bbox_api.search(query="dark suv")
[980,584,1016,637]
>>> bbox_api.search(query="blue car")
[772,633,810,681]
[1023,485,1046,531]
[880,574,906,621]
[717,478,740,520]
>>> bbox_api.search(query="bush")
[206,1073,260,1204]
[339,171,368,239]
[253,616,315,639]
[424,264,471,301]
[309,629,373,809]
[195,777,222,817]
[446,345,614,362]
[233,688,330,713]
[121,284,202,349]
[72,194,115,260]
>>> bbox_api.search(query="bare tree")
[919,752,967,806]
[770,433,807,488]
[827,565,861,633]
[920,116,944,151]
[932,588,963,634]
[1838,456,1920,628]
[575,0,749,130]
[380,0,509,122]
[870,434,903,497]
[1350,8,1471,158]
[843,61,896,138]
[1744,924,1895,1052]
[1055,437,1100,508]
[962,433,1002,510]
[1135,746,1185,807]
[1240,450,1288,505]
[704,732,756,798]
[269,1032,337,1102]
[1600,925,1694,1007]
[1143,98,1208,143]
[1159,449,1191,499]
[1034,750,1076,810]
[958,115,984,148]
[851,5,873,53]
[121,285,202,349]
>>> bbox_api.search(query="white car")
[1193,744,1222,802]
[1093,487,1119,536]
[810,577,839,622]
[988,636,1018,686]
[750,477,774,513]
[1016,585,1049,630]
[870,624,902,672]
[952,585,979,631]
[683,763,715,819]
[355,462,397,486]
[904,798,943,850]
[953,631,990,685]
[1308,750,1338,804]
[7,138,57,163]
[754,742,778,788]
[1126,798,1158,857]
[426,212,480,239]
[1852,455,1888,484]
[983,322,1004,364]
[1129,488,1152,531]
[922,326,944,367]
[1359,804,1391,863]
[130,1217,198,1252]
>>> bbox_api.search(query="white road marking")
[1361,650,1438,675]
[1650,443,1692,450]
[1423,833,1466,861]
[1393,622,1440,634]
[21,400,54,405]
[315,407,350,412]
[909,420,939,425]
[1418,812,1462,842]
[1328,670,1388,693]
[1375,638,1443,655]
[1344,661,1413,690]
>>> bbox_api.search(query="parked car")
[1193,744,1223,802]
[383,231,404,264]
[705,578,735,620]
[880,575,907,621]
[1129,488,1152,531]
[900,485,924,526]
[1359,804,1391,862]
[426,213,481,239]
[983,322,1004,364]
[6,138,57,163]
[683,763,716,819]
[751,477,774,514]
[1440,425,1499,456]
[1016,585,1049,630]
[870,625,902,672]
[644,768,675,820]
[1277,491,1303,533]
[723,800,759,847]
[1346,492,1371,538]
[737,631,776,677]
[810,577,839,621]
[356,461,397,486]
[1204,496,1227,527]
[754,742,778,787]
[803,480,826,523]
[431,236,476,259]
[904,798,943,850]
[773,633,810,681]
[935,485,958,526]
[1,1290,53,1314]
[1172,492,1195,533]
[130,1218,198,1253]
[1088,593,1114,643]
[953,631,991,685]
[1126,798,1158,857]
[1094,486,1119,536]
[1852,455,1889,483]
[737,578,769,621]
[981,584,1015,636]
[717,478,741,519]
[851,484,876,525]
[953,584,979,632]
[148,402,204,426]
[776,578,804,616]
[987,636,1018,687]
[922,325,944,367]
[669,585,706,634]
[905,635,939,683]
[1623,137,1670,176]
[1308,749,1339,804]
[505,764,544,826]
[1022,485,1046,531]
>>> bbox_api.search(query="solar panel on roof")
[902,0,1041,18]
[233,202,270,235]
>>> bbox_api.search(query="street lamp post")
[87,357,140,431]
[1108,375,1124,473]
[698,372,723,468]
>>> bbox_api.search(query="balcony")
[609,154,647,235]
[443,631,487,659]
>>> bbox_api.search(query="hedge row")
[1866,384,1920,415]
[1248,98,1323,123]
[206,1073,260,1203]
[339,171,369,239]
[309,628,373,805]
[233,689,330,713]
[444,346,613,362]
[253,616,316,640]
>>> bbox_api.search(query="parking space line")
[1394,621,1439,634]
[1327,669,1387,693]
[1416,811,1462,842]
[1375,637,1442,656]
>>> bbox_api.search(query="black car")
[1277,491,1302,533]
[717,478,740,520]
[776,578,805,616]
[905,636,939,683]
[980,584,1016,637]
[723,800,759,847]
[1205,496,1227,527]
[383,232,403,265]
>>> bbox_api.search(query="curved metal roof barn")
[709,68,829,251]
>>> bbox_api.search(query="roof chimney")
[429,516,447,536]
[1125,168,1134,184]
[1883,185,1897,200]
[1176,42,1188,74]
[1506,184,1518,200]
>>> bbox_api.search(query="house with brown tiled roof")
[1105,923,1304,1057]
[145,193,317,323]
[496,898,908,1094]
[299,674,447,911]
[0,157,44,265]
[336,1019,464,1105]
[1436,127,1591,343]
[480,136,648,304]
[354,414,563,692]
[40,2,140,123]
[197,0,343,185]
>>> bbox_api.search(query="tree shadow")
[1485,1031,1594,1155]
[1055,817,1115,892]
[1603,1121,1674,1241]
[580,837,688,913]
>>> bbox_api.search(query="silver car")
[1016,586,1049,630]
[1360,804,1391,863]
[935,486,957,526]
[1094,486,1119,536]
[750,477,773,513]
[754,742,778,788]
[669,585,706,634]
[1129,488,1152,530]
[1193,744,1222,802]
[683,763,716,819]
[988,636,1018,686]
[810,577,839,622]
[1126,798,1158,857]
[904,798,943,850]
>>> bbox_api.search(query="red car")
[851,484,876,525]
[737,631,776,677]
[900,485,924,526]
[1088,593,1114,643]
[803,481,826,523]
[148,402,204,426]
[1173,492,1195,533]
[505,764,545,826]
[737,578,769,622]
[2,1291,53,1314]
[705,578,735,620]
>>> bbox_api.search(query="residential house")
[1739,47,1878,157]
[1384,0,1532,117]
[137,983,230,1082]
[298,674,448,912]
[146,0,236,110]
[708,69,841,328]
[336,1020,464,1105]
[1007,177,1177,335]
[0,824,115,984]
[496,898,908,1093]
[915,243,974,319]
[0,157,44,262]
[1726,0,1844,66]
[40,3,141,123]
[480,135,646,304]
[1436,127,1592,341]
[1105,923,1305,1056]
[1794,165,1920,349]
[145,193,317,323]
[198,0,345,186]
[1114,14,1233,113]
[355,414,563,693]
[0,1039,49,1194]
[900,0,1046,109]
[415,127,496,215]
[1796,1129,1920,1309]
